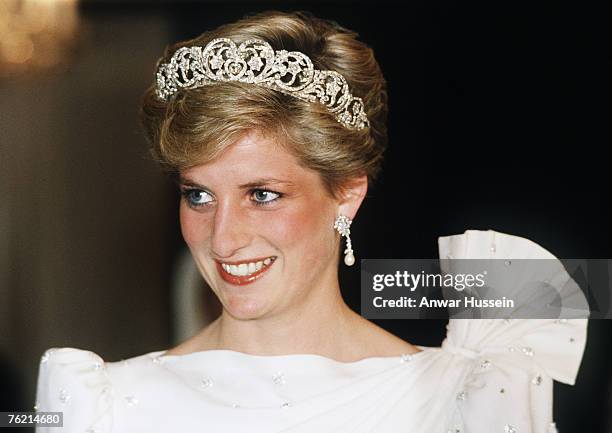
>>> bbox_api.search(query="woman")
[35,10,588,433]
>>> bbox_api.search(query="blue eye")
[182,189,213,207]
[251,189,281,206]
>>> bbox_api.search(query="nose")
[210,198,252,259]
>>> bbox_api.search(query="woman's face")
[179,131,363,320]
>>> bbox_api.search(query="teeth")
[221,258,274,277]
[238,263,248,276]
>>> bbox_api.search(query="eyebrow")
[178,176,295,190]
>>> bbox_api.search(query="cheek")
[179,205,207,247]
[272,203,334,258]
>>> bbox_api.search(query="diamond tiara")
[154,38,370,130]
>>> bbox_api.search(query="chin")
[222,294,270,320]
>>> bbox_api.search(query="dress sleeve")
[438,230,589,433]
[34,347,113,433]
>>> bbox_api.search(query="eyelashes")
[180,188,282,209]
[180,189,212,207]
[250,189,281,206]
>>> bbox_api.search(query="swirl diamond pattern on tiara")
[155,38,370,130]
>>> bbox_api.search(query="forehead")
[181,131,316,184]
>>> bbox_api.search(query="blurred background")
[1,1,610,432]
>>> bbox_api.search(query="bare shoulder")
[162,340,198,357]
[163,323,217,356]
[353,315,422,357]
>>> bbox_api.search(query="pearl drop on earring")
[334,215,355,267]
[344,250,355,266]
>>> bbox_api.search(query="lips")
[215,257,276,286]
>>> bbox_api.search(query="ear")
[336,175,369,220]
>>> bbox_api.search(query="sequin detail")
[124,395,139,407]
[400,353,413,363]
[201,377,214,389]
[59,388,70,403]
[272,372,286,385]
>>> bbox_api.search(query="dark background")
[2,1,610,432]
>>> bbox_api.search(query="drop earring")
[334,215,355,266]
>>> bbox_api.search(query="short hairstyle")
[140,10,388,199]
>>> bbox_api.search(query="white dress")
[34,230,589,433]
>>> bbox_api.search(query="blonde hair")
[140,10,388,199]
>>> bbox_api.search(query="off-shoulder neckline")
[148,345,432,366]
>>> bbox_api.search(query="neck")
[202,280,363,360]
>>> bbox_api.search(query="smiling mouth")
[215,256,277,285]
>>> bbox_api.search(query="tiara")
[154,38,370,130]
